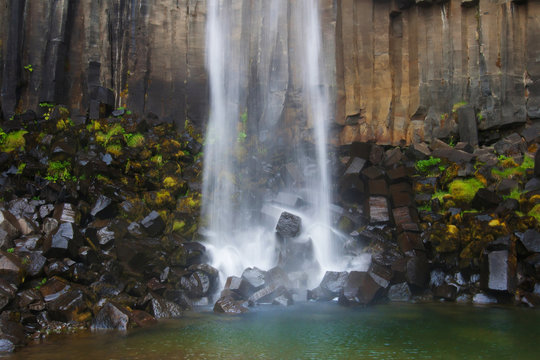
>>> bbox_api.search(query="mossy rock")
[448,178,485,206]
[439,163,459,188]
[430,224,461,253]
[143,190,176,210]
[176,194,201,215]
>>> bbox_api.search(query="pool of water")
[7,302,540,359]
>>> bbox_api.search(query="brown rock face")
[1,0,538,144]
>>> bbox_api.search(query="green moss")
[528,204,540,223]
[125,133,145,147]
[172,220,186,232]
[492,155,534,179]
[151,154,163,166]
[46,161,74,182]
[96,123,125,146]
[449,178,485,203]
[106,144,122,156]
[415,156,442,174]
[432,190,450,203]
[452,101,468,113]
[503,188,522,201]
[417,204,432,212]
[0,130,28,152]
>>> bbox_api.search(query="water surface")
[8,303,540,359]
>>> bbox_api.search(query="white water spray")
[203,0,348,288]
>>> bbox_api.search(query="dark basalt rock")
[146,294,183,319]
[91,302,132,330]
[275,212,302,238]
[0,279,17,311]
[90,195,117,219]
[387,282,412,302]
[518,230,540,254]
[339,271,382,306]
[481,250,516,293]
[53,203,78,224]
[309,271,348,301]
[472,188,503,210]
[0,211,20,247]
[241,267,266,290]
[46,288,90,322]
[0,315,25,353]
[0,252,25,285]
[406,253,429,289]
[433,284,457,301]
[248,283,287,304]
[16,289,44,311]
[140,211,165,237]
[43,222,83,259]
[213,295,248,314]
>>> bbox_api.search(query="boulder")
[90,195,117,219]
[518,229,540,254]
[457,105,478,146]
[46,288,91,322]
[275,212,302,238]
[0,252,25,285]
[213,295,248,314]
[387,282,412,302]
[53,203,78,223]
[472,292,497,305]
[146,294,183,319]
[141,211,165,237]
[433,284,457,301]
[368,196,389,223]
[309,271,348,301]
[406,253,429,289]
[0,316,25,353]
[91,302,132,330]
[472,188,502,210]
[344,157,366,175]
[0,211,20,247]
[481,250,516,292]
[248,284,287,304]
[43,222,83,259]
[339,271,382,305]
[224,276,254,299]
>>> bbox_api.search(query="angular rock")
[481,250,516,292]
[407,142,431,160]
[472,189,502,210]
[224,276,254,299]
[387,282,412,302]
[91,302,132,330]
[339,271,382,305]
[309,271,348,301]
[368,196,389,223]
[432,148,475,164]
[272,294,293,306]
[0,252,25,285]
[361,166,385,180]
[397,232,424,253]
[24,252,47,277]
[53,203,78,223]
[0,211,20,247]
[344,157,366,175]
[275,212,301,238]
[47,289,90,322]
[368,179,388,196]
[213,295,248,314]
[147,295,183,319]
[473,293,497,305]
[368,262,393,289]
[44,222,83,259]
[248,283,286,304]
[494,133,525,156]
[433,284,457,301]
[16,289,44,310]
[406,254,429,288]
[519,229,540,254]
[457,105,478,146]
[141,211,165,237]
[90,195,117,219]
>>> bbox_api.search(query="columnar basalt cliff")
[1,0,539,145]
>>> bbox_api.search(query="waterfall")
[202,0,343,289]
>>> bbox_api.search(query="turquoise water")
[8,303,540,359]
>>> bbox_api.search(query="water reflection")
[8,303,540,360]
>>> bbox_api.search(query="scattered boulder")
[387,282,412,302]
[140,211,165,237]
[339,271,382,305]
[91,302,132,330]
[43,222,83,259]
[213,295,248,314]
[275,212,302,238]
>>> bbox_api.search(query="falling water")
[202,0,346,288]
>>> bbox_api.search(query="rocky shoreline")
[1,106,539,353]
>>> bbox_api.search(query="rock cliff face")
[0,0,539,144]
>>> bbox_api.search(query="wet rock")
[44,222,83,259]
[339,271,382,305]
[313,271,348,301]
[406,253,429,289]
[213,295,248,314]
[518,229,540,254]
[362,166,385,180]
[39,204,55,219]
[387,282,412,302]
[96,227,115,248]
[163,289,192,310]
[473,293,497,305]
[241,267,266,290]
[278,238,318,272]
[141,211,165,237]
[91,302,131,330]
[180,270,214,298]
[275,212,301,238]
[53,203,78,223]
[224,276,253,299]
[47,288,91,322]
[472,189,503,210]
[23,251,47,277]
[368,179,388,196]
[16,289,44,310]
[481,250,516,292]
[0,279,17,311]
[397,232,424,253]
[90,195,117,219]
[368,262,393,289]
[368,196,389,223]
[0,316,25,353]
[0,252,25,285]
[131,310,157,327]
[433,284,457,301]
[0,211,20,247]
[42,217,59,237]
[344,157,366,175]
[520,293,540,308]
[146,294,183,319]
[248,284,287,304]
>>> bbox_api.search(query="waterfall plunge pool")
[8,302,540,359]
